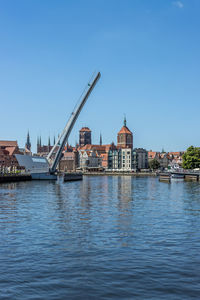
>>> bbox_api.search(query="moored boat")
[64,172,83,182]
[171,173,184,180]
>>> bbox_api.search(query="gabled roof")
[168,152,184,157]
[5,146,16,155]
[148,151,159,159]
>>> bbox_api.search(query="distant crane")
[48,71,101,174]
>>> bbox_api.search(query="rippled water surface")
[1,176,200,299]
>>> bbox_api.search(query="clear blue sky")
[1,0,200,152]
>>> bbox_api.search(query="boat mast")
[49,71,101,174]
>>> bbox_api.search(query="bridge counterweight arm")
[49,71,101,174]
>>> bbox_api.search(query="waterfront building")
[168,152,184,168]
[100,153,109,168]
[159,153,170,169]
[79,143,116,168]
[134,148,149,170]
[108,148,148,171]
[121,148,132,170]
[148,151,184,169]
[79,127,91,147]
[108,148,133,171]
[108,149,122,170]
[59,150,79,172]
[117,117,133,149]
[148,151,160,162]
[0,140,22,171]
[78,149,102,170]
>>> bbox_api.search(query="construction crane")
[48,71,101,174]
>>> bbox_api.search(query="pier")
[159,171,200,182]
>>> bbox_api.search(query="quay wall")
[82,172,157,177]
[0,174,32,183]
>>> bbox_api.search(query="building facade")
[108,148,148,171]
[59,151,79,172]
[0,141,21,171]
[134,148,148,170]
[78,149,102,170]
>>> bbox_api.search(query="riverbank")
[82,171,157,176]
[0,173,31,183]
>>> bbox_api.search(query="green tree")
[149,159,160,170]
[182,146,200,169]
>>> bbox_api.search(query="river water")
[0,176,200,299]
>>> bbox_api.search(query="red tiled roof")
[0,140,18,147]
[79,127,91,132]
[168,152,184,157]
[79,144,115,152]
[118,126,132,135]
[5,146,16,155]
[148,151,158,159]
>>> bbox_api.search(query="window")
[32,157,47,163]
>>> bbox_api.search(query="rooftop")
[0,140,18,147]
[118,126,132,135]
[79,127,91,132]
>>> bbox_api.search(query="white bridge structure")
[16,72,101,180]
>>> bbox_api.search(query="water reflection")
[0,184,18,228]
[114,176,134,247]
[1,177,200,299]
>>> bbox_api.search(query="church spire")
[25,130,31,151]
[100,133,102,146]
[48,136,51,147]
[48,136,51,152]
[124,115,127,127]
[37,136,40,153]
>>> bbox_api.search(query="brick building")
[58,150,79,172]
[117,117,133,149]
[79,127,91,147]
[0,141,22,171]
[79,143,116,168]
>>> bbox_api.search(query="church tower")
[79,127,91,147]
[117,117,133,149]
[25,131,31,151]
